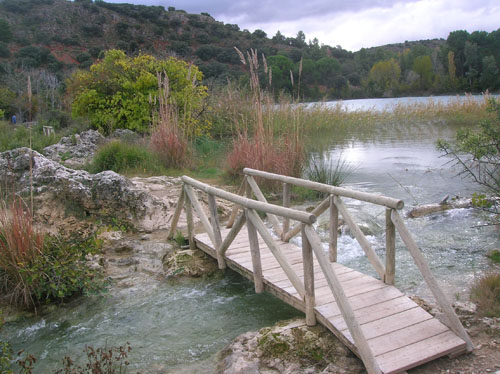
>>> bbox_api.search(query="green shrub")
[0,198,105,310]
[90,140,166,175]
[304,152,354,188]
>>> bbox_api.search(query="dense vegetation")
[0,0,499,125]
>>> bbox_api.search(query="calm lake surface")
[2,95,499,373]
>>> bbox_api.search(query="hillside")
[0,0,499,109]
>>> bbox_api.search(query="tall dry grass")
[0,197,44,308]
[150,72,192,169]
[470,273,500,317]
[225,49,304,181]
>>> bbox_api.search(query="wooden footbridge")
[167,168,473,374]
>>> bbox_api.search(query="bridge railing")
[239,168,473,353]
[167,171,472,374]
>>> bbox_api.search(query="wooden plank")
[246,175,283,236]
[281,269,365,295]
[167,188,184,239]
[329,195,338,262]
[245,209,264,293]
[330,297,417,329]
[334,196,386,280]
[369,318,450,356]
[391,210,473,352]
[342,307,433,341]
[315,286,403,316]
[302,224,316,326]
[385,208,395,284]
[305,224,382,374]
[376,331,467,374]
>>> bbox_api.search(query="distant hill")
[0,0,498,102]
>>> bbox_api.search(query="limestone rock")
[43,129,104,168]
[217,319,364,374]
[0,148,173,233]
[163,249,219,278]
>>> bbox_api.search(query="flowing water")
[2,95,499,373]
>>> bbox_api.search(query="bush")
[90,140,166,175]
[470,273,500,317]
[304,152,353,187]
[0,198,104,310]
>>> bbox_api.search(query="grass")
[470,273,500,318]
[0,197,106,310]
[88,140,167,176]
[487,250,500,264]
[224,49,304,186]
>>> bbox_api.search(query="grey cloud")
[141,0,415,23]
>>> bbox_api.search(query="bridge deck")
[195,227,467,374]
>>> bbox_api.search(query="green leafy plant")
[438,98,500,197]
[174,230,186,247]
[68,49,207,135]
[0,198,106,310]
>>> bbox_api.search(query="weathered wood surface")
[407,198,473,218]
[194,227,467,374]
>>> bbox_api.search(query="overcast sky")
[104,0,500,51]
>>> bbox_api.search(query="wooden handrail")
[181,176,316,224]
[305,225,382,374]
[243,168,404,209]
[391,210,474,352]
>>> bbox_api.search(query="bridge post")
[302,224,316,326]
[329,195,338,262]
[282,182,290,241]
[184,188,195,250]
[385,208,396,284]
[208,194,226,269]
[245,209,264,294]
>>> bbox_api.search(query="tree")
[315,57,341,85]
[368,58,401,95]
[438,99,500,198]
[68,50,207,134]
[447,30,469,77]
[0,19,12,43]
[447,51,458,89]
[267,55,294,92]
[272,30,285,44]
[480,56,499,90]
[412,55,433,90]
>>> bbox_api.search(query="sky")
[104,0,500,51]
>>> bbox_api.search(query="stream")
[2,95,499,373]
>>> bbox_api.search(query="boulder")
[0,148,173,233]
[163,249,219,278]
[43,129,105,168]
[216,319,364,374]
